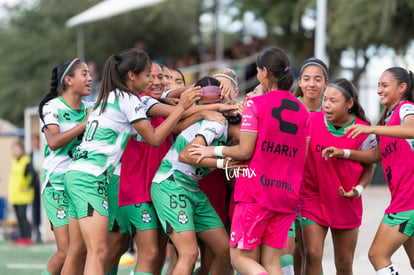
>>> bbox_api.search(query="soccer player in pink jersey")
[323,67,414,275]
[290,57,329,275]
[299,78,376,275]
[189,47,310,275]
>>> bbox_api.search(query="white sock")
[281,265,294,275]
[376,263,399,275]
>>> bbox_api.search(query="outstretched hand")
[321,146,345,160]
[214,103,238,113]
[200,110,226,125]
[178,86,202,110]
[188,143,216,163]
[219,78,234,101]
[345,124,373,138]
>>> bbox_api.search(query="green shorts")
[120,202,160,232]
[64,170,109,219]
[42,184,69,228]
[108,174,131,234]
[151,178,223,234]
[299,215,317,228]
[288,221,296,238]
[382,210,414,236]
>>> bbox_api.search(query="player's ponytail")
[38,66,59,126]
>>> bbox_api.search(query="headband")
[201,85,221,97]
[213,73,237,87]
[300,61,328,79]
[327,83,352,98]
[60,58,80,85]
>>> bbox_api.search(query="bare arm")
[322,143,381,164]
[339,163,374,198]
[189,131,257,162]
[346,114,414,139]
[43,114,88,151]
[133,87,201,148]
[179,136,220,168]
[173,110,226,135]
[147,100,236,119]
[166,86,189,98]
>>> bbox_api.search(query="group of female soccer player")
[38,46,413,275]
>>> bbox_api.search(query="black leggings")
[13,204,31,239]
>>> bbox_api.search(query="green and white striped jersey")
[68,89,157,177]
[153,119,229,192]
[40,96,94,191]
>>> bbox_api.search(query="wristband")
[355,185,364,197]
[217,158,225,169]
[343,149,351,159]
[214,146,224,157]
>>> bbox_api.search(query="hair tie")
[60,58,80,85]
[284,66,290,73]
[114,54,122,62]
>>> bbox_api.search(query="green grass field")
[0,240,134,275]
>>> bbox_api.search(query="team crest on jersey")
[53,112,58,120]
[178,211,188,224]
[56,207,66,219]
[102,197,108,210]
[141,210,152,223]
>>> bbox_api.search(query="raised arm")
[189,131,257,163]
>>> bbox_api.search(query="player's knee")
[179,246,199,265]
[335,258,353,275]
[368,247,379,266]
[305,247,323,264]
[141,245,160,263]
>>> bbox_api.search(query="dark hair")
[377,67,414,125]
[329,78,370,124]
[38,58,82,126]
[256,47,294,91]
[224,112,242,125]
[95,49,151,113]
[172,68,185,85]
[195,76,220,87]
[294,57,329,97]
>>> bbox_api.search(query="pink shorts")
[229,202,295,250]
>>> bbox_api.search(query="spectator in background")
[8,139,35,246]
[30,134,42,243]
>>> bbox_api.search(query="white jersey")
[40,97,94,191]
[68,89,157,177]
[152,119,228,192]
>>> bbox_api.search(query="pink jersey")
[118,116,172,206]
[380,100,414,214]
[300,111,371,228]
[234,90,310,213]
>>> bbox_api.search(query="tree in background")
[0,0,414,126]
